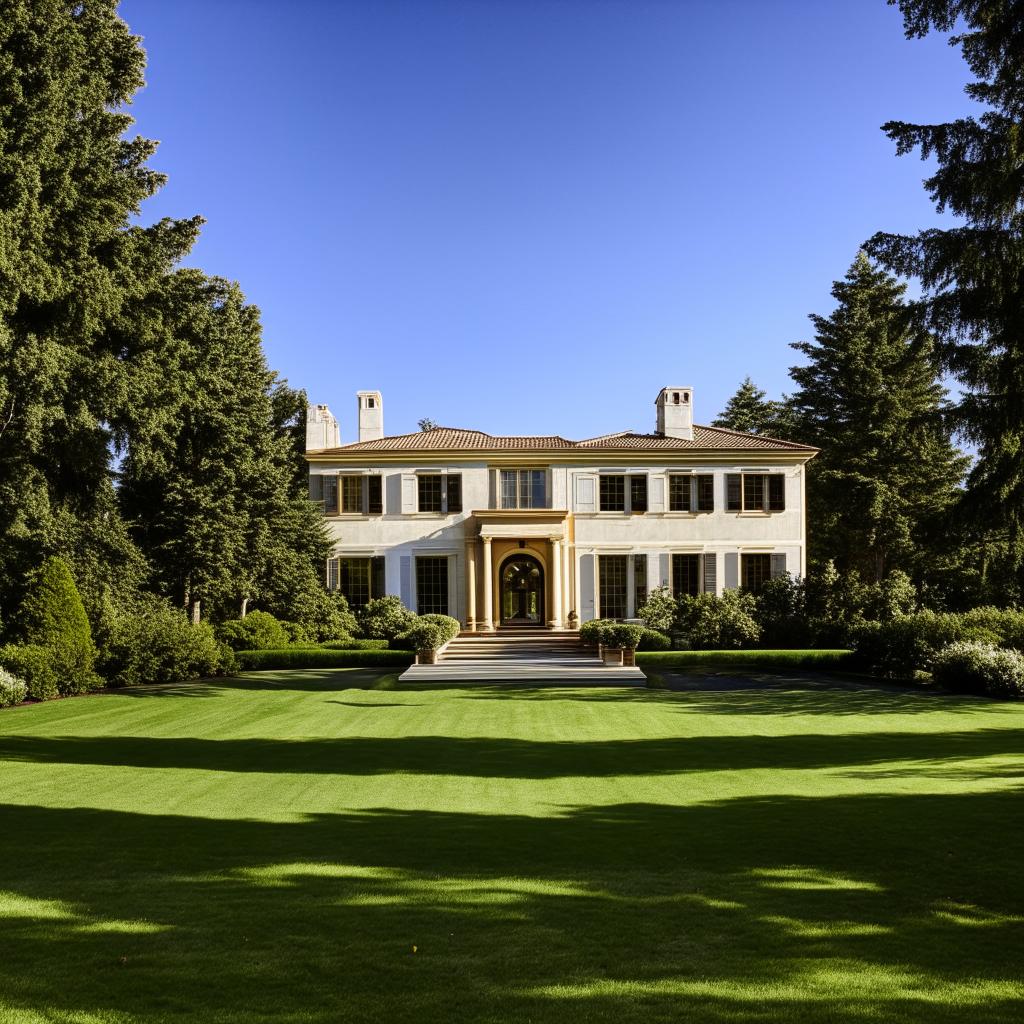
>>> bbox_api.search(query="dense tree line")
[0,1,329,645]
[717,0,1024,606]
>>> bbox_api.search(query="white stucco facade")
[305,388,816,628]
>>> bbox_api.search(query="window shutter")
[768,474,785,511]
[445,474,463,513]
[723,551,740,590]
[578,553,596,620]
[648,474,666,513]
[702,552,717,595]
[309,474,323,502]
[367,475,383,515]
[400,474,417,514]
[574,474,597,513]
[726,474,742,511]
[326,558,339,591]
[399,555,412,608]
[371,556,386,598]
[771,553,787,578]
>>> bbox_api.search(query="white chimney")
[655,386,693,440]
[357,390,383,442]
[305,404,340,451]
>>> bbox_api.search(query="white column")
[549,538,563,628]
[481,536,494,630]
[466,541,477,631]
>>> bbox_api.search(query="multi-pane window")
[500,469,547,509]
[416,556,449,615]
[726,474,785,512]
[340,475,363,513]
[633,554,648,616]
[599,555,628,619]
[741,554,773,594]
[668,474,715,512]
[599,475,626,512]
[329,556,386,610]
[672,554,702,598]
[311,474,383,515]
[599,474,647,513]
[417,474,462,514]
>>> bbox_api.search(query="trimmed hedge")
[235,648,414,670]
[320,638,391,651]
[636,649,854,671]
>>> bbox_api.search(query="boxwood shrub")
[235,648,414,670]
[636,649,854,671]
[931,641,1024,698]
[0,644,59,701]
[320,638,390,651]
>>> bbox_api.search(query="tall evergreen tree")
[0,0,199,625]
[116,271,330,622]
[866,1,1024,580]
[789,253,968,583]
[712,379,772,433]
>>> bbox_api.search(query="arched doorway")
[500,554,545,626]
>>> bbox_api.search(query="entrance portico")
[468,510,568,631]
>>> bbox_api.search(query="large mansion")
[306,387,817,629]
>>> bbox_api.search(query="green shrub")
[415,614,461,644]
[320,638,388,651]
[579,619,615,647]
[100,595,224,687]
[0,645,59,701]
[636,628,671,651]
[218,611,291,651]
[851,608,1023,679]
[637,586,677,632]
[931,641,1024,698]
[0,668,28,708]
[606,623,643,649]
[677,590,761,650]
[636,649,854,671]
[755,573,808,648]
[280,620,312,644]
[19,556,99,695]
[403,621,447,651]
[359,596,416,641]
[235,648,413,670]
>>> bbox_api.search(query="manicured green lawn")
[1,670,1023,1023]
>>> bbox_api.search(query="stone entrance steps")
[398,628,646,684]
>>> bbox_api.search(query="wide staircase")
[398,628,646,684]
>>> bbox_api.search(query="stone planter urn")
[567,610,579,630]
[416,648,437,665]
[622,647,637,666]
[603,647,624,667]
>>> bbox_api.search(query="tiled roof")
[313,425,816,454]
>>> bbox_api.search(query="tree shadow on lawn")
[0,788,1022,1023]
[1,725,1023,779]
[113,669,397,697]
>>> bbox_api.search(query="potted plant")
[607,624,643,666]
[567,609,579,630]
[405,621,445,665]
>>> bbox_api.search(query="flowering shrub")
[931,641,1024,698]
[0,668,28,708]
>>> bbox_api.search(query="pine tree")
[866,1,1024,581]
[0,1,199,625]
[713,378,798,438]
[789,252,969,583]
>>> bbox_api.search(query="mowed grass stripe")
[0,668,1022,1023]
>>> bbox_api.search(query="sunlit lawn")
[1,669,1023,1023]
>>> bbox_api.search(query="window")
[629,475,648,514]
[330,556,386,610]
[599,475,626,512]
[340,475,363,513]
[726,474,785,513]
[499,469,547,509]
[697,475,715,512]
[668,474,714,512]
[417,474,462,514]
[668,475,691,512]
[741,554,773,594]
[633,554,647,616]
[416,556,449,615]
[599,555,628,619]
[672,554,702,598]
[367,475,383,515]
[310,474,339,515]
[599,474,647,513]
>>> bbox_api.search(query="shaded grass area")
[1,668,1023,1023]
[637,648,854,670]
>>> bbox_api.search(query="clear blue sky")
[119,0,973,441]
